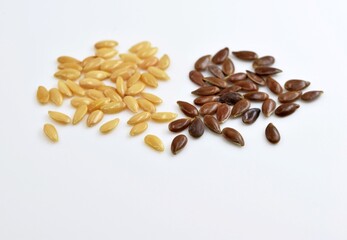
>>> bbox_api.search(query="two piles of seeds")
[169,48,323,154]
[37,40,178,151]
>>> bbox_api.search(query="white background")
[1,0,347,239]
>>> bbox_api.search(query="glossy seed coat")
[99,118,120,133]
[278,91,302,103]
[254,67,282,75]
[244,91,269,101]
[275,103,300,117]
[194,55,211,71]
[301,90,324,101]
[212,47,229,64]
[262,99,276,117]
[188,117,205,138]
[177,101,199,117]
[265,123,280,144]
[130,122,148,136]
[144,134,164,152]
[37,86,49,104]
[171,134,188,155]
[246,70,266,85]
[208,65,225,79]
[194,95,220,106]
[43,123,59,142]
[222,127,245,146]
[232,51,258,60]
[230,99,251,118]
[199,102,220,116]
[72,105,88,124]
[204,77,228,88]
[284,80,311,91]
[168,118,192,133]
[189,70,205,86]
[219,92,244,105]
[203,115,221,134]
[151,112,178,122]
[242,108,260,124]
[191,86,220,96]
[216,103,231,123]
[266,76,283,95]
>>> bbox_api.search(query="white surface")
[1,0,347,239]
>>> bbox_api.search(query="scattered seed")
[203,115,221,134]
[216,103,231,123]
[191,86,220,96]
[275,103,300,117]
[129,41,151,53]
[199,102,220,116]
[189,70,205,86]
[72,104,88,125]
[208,65,225,79]
[246,70,266,85]
[86,89,105,100]
[157,54,170,70]
[144,134,164,152]
[232,51,258,61]
[137,98,156,113]
[218,85,242,95]
[194,55,211,71]
[151,112,178,122]
[137,47,158,59]
[99,118,120,134]
[219,92,244,105]
[221,58,235,76]
[88,97,110,112]
[139,56,159,69]
[168,118,192,133]
[265,123,280,144]
[141,92,163,104]
[123,96,139,113]
[126,81,146,96]
[177,101,199,117]
[244,91,269,101]
[127,71,141,87]
[188,117,205,138]
[57,80,73,97]
[140,72,158,88]
[79,78,104,89]
[301,90,324,102]
[127,112,151,125]
[65,80,85,96]
[103,89,123,102]
[43,123,59,142]
[230,99,251,118]
[37,86,49,104]
[212,47,229,64]
[227,72,247,82]
[96,48,118,59]
[284,79,311,91]
[278,91,302,103]
[87,110,104,127]
[253,56,275,68]
[48,111,71,124]
[242,108,260,124]
[49,88,63,106]
[265,76,283,95]
[255,66,282,75]
[194,95,220,106]
[203,77,228,88]
[70,97,93,108]
[171,134,188,155]
[262,99,276,117]
[130,122,148,136]
[148,66,169,80]
[100,101,126,114]
[233,80,259,91]
[222,127,245,146]
[54,69,81,81]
